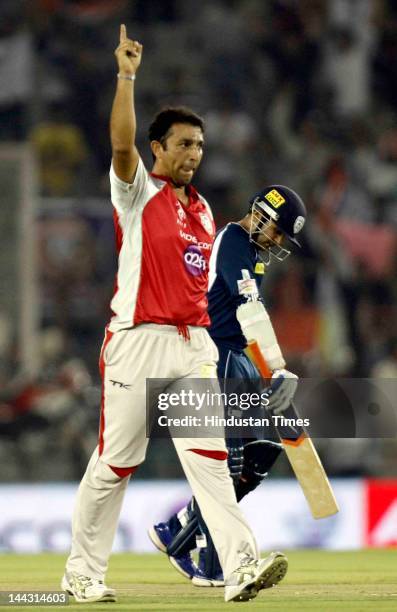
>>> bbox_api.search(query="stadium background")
[0,0,396,552]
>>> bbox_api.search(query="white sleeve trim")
[110,157,154,213]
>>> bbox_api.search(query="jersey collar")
[150,172,201,205]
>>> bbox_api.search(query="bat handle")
[246,340,272,378]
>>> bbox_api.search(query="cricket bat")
[245,339,339,520]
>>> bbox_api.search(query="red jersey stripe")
[187,449,228,461]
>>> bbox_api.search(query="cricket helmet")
[248,185,306,262]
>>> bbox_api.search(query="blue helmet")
[249,185,306,247]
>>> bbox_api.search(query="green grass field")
[0,550,396,611]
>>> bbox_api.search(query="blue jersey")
[208,223,265,351]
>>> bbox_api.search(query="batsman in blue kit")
[149,185,307,586]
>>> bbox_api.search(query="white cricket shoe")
[224,551,288,603]
[61,571,117,603]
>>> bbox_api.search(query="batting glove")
[264,369,298,415]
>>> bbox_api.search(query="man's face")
[254,219,284,250]
[248,202,292,263]
[152,123,204,186]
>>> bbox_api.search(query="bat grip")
[245,340,272,378]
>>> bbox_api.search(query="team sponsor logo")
[237,278,258,296]
[265,189,285,208]
[199,212,214,236]
[179,229,212,251]
[184,245,206,276]
[293,215,305,234]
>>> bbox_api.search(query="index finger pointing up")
[120,24,127,42]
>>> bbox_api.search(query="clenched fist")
[115,24,142,77]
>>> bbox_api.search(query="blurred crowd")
[0,0,396,480]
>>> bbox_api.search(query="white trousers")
[66,324,258,582]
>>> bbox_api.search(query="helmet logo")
[293,215,305,234]
[265,189,286,208]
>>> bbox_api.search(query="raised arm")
[110,24,143,183]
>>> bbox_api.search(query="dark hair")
[148,106,204,145]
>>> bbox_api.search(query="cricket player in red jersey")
[61,25,287,604]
